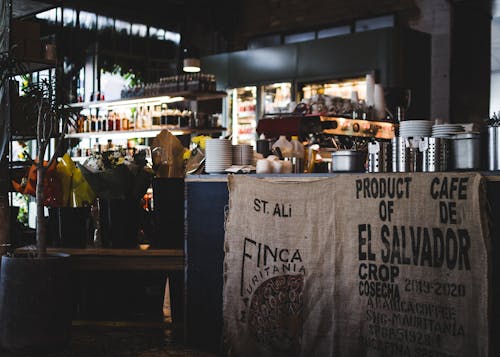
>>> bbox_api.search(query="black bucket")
[48,207,92,248]
[0,253,72,352]
[99,198,141,248]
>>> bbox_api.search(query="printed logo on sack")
[239,238,306,355]
[248,275,304,355]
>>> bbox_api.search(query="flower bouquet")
[79,149,153,248]
[79,149,153,202]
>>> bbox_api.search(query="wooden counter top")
[15,247,185,271]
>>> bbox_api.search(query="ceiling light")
[183,57,201,73]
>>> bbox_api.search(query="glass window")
[115,20,131,35]
[149,27,158,38]
[35,8,58,22]
[56,8,62,24]
[131,24,148,37]
[491,18,500,114]
[318,25,351,39]
[284,31,315,44]
[247,34,281,49]
[355,14,395,32]
[97,15,114,30]
[79,11,96,30]
[155,28,165,41]
[63,8,76,27]
[164,30,181,44]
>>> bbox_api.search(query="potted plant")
[0,50,78,352]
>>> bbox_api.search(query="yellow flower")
[183,149,191,160]
[192,135,211,150]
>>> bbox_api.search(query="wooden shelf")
[15,247,185,271]
[69,91,227,109]
[65,127,227,139]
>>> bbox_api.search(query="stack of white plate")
[399,120,433,137]
[205,139,232,174]
[232,144,254,165]
[432,124,465,138]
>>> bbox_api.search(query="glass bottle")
[115,112,121,131]
[122,115,129,130]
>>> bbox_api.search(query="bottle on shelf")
[136,106,143,129]
[152,105,161,126]
[107,112,114,131]
[290,136,305,173]
[144,106,152,129]
[122,113,130,130]
[115,112,122,131]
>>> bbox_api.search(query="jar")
[450,132,481,170]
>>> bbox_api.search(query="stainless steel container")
[331,150,366,172]
[451,132,481,170]
[407,145,423,172]
[421,137,449,172]
[368,141,391,173]
[391,137,407,172]
[487,126,500,170]
[291,157,304,173]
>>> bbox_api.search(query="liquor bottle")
[90,115,96,132]
[114,112,121,131]
[135,107,143,129]
[152,105,161,126]
[122,115,130,130]
[161,104,168,125]
[144,106,152,129]
[107,112,114,131]
[82,116,90,133]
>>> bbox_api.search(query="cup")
[271,160,283,173]
[256,159,271,174]
[282,160,292,174]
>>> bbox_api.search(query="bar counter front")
[186,172,500,356]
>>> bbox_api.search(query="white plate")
[400,122,433,126]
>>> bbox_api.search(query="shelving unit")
[69,91,227,109]
[66,127,227,140]
[67,90,227,160]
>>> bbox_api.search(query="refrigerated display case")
[261,82,292,115]
[300,76,367,103]
[229,86,257,146]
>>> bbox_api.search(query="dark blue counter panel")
[186,181,228,353]
[186,175,500,354]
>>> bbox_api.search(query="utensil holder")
[488,126,500,170]
[368,141,391,173]
[420,137,449,172]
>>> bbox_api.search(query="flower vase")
[99,198,141,248]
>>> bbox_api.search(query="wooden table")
[27,248,186,272]
[15,247,184,271]
[15,247,186,328]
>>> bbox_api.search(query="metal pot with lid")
[331,150,366,172]
[450,132,481,170]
